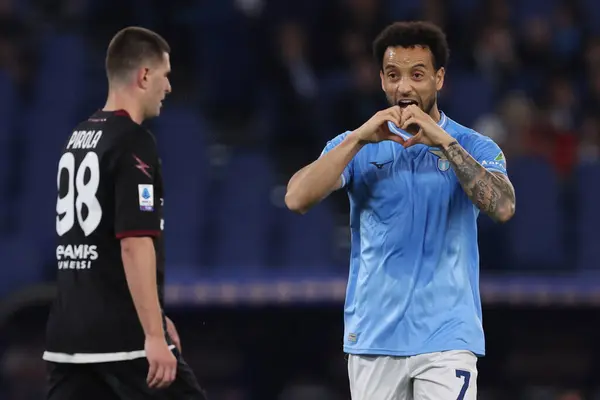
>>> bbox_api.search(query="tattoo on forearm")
[442,141,515,220]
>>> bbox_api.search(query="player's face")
[143,52,171,119]
[380,46,444,115]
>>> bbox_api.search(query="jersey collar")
[96,109,131,118]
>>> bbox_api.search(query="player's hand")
[165,316,182,354]
[400,105,454,148]
[145,336,177,389]
[352,106,407,145]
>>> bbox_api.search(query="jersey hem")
[42,345,175,364]
[343,345,485,358]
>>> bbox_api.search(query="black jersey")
[44,110,169,363]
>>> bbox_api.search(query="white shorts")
[347,350,478,400]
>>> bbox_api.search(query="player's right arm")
[285,106,404,214]
[285,133,362,214]
[113,130,176,389]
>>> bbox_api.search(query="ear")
[435,67,445,91]
[136,67,150,89]
[380,70,385,92]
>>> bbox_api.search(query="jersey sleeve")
[113,131,161,239]
[320,131,355,189]
[467,134,508,176]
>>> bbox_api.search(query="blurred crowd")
[1,0,599,178]
[1,0,600,399]
[0,0,599,266]
[1,0,600,271]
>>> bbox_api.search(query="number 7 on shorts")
[455,369,471,400]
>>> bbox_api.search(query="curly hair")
[373,21,450,71]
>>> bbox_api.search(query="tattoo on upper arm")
[442,142,515,220]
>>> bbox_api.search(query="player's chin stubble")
[423,98,436,115]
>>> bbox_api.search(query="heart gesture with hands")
[399,105,454,148]
[352,106,407,145]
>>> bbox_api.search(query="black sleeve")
[114,130,161,239]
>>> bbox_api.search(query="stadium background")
[0,0,600,398]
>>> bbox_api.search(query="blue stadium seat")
[18,34,86,252]
[0,70,16,141]
[153,107,209,268]
[0,236,44,298]
[18,105,70,252]
[188,2,258,108]
[0,71,16,225]
[36,34,86,112]
[386,0,421,19]
[279,203,336,270]
[513,0,557,20]
[582,0,600,33]
[450,0,479,15]
[444,72,493,127]
[477,210,510,271]
[506,68,545,94]
[505,156,565,270]
[212,152,276,271]
[574,162,600,270]
[17,104,66,252]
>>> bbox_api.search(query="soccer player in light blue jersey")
[285,21,516,400]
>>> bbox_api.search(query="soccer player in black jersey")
[44,27,207,399]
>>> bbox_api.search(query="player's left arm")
[441,138,515,222]
[398,105,515,222]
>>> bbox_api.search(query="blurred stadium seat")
[278,203,336,271]
[0,71,17,230]
[154,107,210,268]
[506,156,566,270]
[212,151,277,271]
[575,162,600,271]
[0,0,598,293]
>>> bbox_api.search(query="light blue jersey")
[321,112,507,357]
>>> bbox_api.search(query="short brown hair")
[105,26,170,81]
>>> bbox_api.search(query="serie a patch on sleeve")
[138,184,154,211]
[481,152,506,170]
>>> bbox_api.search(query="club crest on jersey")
[438,158,450,171]
[138,184,154,211]
[429,149,451,172]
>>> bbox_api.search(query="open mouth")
[397,99,418,108]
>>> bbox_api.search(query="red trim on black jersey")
[116,230,161,239]
[113,110,130,117]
